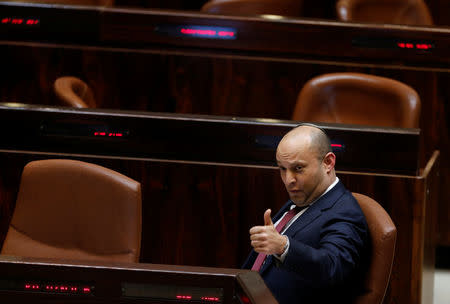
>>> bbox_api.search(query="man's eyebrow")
[276,161,306,166]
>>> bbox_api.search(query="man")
[242,125,369,304]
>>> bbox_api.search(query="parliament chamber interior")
[0,0,449,303]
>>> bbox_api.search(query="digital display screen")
[40,120,130,139]
[156,25,237,40]
[352,37,434,52]
[0,279,94,296]
[1,17,40,26]
[122,282,223,303]
[24,282,92,294]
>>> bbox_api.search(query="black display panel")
[0,103,419,175]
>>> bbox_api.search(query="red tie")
[251,206,301,271]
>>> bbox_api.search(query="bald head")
[278,125,332,161]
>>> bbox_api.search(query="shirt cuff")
[273,236,289,262]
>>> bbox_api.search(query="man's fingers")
[249,225,267,234]
[264,209,273,226]
[250,232,268,241]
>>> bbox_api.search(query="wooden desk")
[0,105,439,304]
[0,256,277,304]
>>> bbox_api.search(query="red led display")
[93,132,123,137]
[397,42,433,50]
[331,144,343,148]
[180,28,235,38]
[24,282,92,295]
[201,296,220,302]
[181,28,216,36]
[177,26,236,40]
[1,17,39,26]
[176,295,192,300]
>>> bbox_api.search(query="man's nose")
[286,170,296,184]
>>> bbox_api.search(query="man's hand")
[249,209,287,255]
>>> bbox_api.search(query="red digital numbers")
[397,42,432,50]
[201,296,221,302]
[24,282,91,295]
[175,295,220,302]
[1,17,39,26]
[93,132,123,137]
[176,295,192,300]
[179,26,236,39]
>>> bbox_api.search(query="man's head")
[276,124,336,206]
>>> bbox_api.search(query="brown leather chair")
[53,76,96,108]
[1,159,142,263]
[293,73,421,128]
[201,0,303,17]
[336,0,433,25]
[352,193,397,304]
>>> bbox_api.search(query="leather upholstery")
[53,76,96,108]
[201,0,303,17]
[1,159,142,263]
[293,72,421,128]
[352,193,397,304]
[336,0,433,25]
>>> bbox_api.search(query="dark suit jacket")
[242,181,369,304]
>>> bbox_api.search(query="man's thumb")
[264,209,273,226]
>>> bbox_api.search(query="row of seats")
[55,73,422,128]
[201,0,433,25]
[0,158,396,304]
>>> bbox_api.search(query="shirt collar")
[290,177,339,209]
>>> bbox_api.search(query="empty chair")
[1,159,142,263]
[352,193,397,304]
[201,0,303,17]
[53,76,96,108]
[293,72,421,128]
[336,0,433,26]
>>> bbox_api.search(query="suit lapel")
[284,181,346,237]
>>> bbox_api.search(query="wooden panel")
[0,104,420,174]
[1,3,450,68]
[0,256,278,304]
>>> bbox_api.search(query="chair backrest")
[201,0,303,17]
[292,72,421,128]
[1,159,142,263]
[352,193,397,304]
[336,0,433,25]
[53,76,97,108]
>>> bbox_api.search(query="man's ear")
[323,152,336,172]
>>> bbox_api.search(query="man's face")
[276,140,327,206]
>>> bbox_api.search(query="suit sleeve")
[281,203,368,288]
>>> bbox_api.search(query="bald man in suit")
[242,125,369,304]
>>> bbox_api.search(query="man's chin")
[289,194,305,205]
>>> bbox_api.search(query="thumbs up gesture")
[263,209,273,226]
[249,209,288,255]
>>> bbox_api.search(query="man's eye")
[279,167,286,171]
[295,166,302,171]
